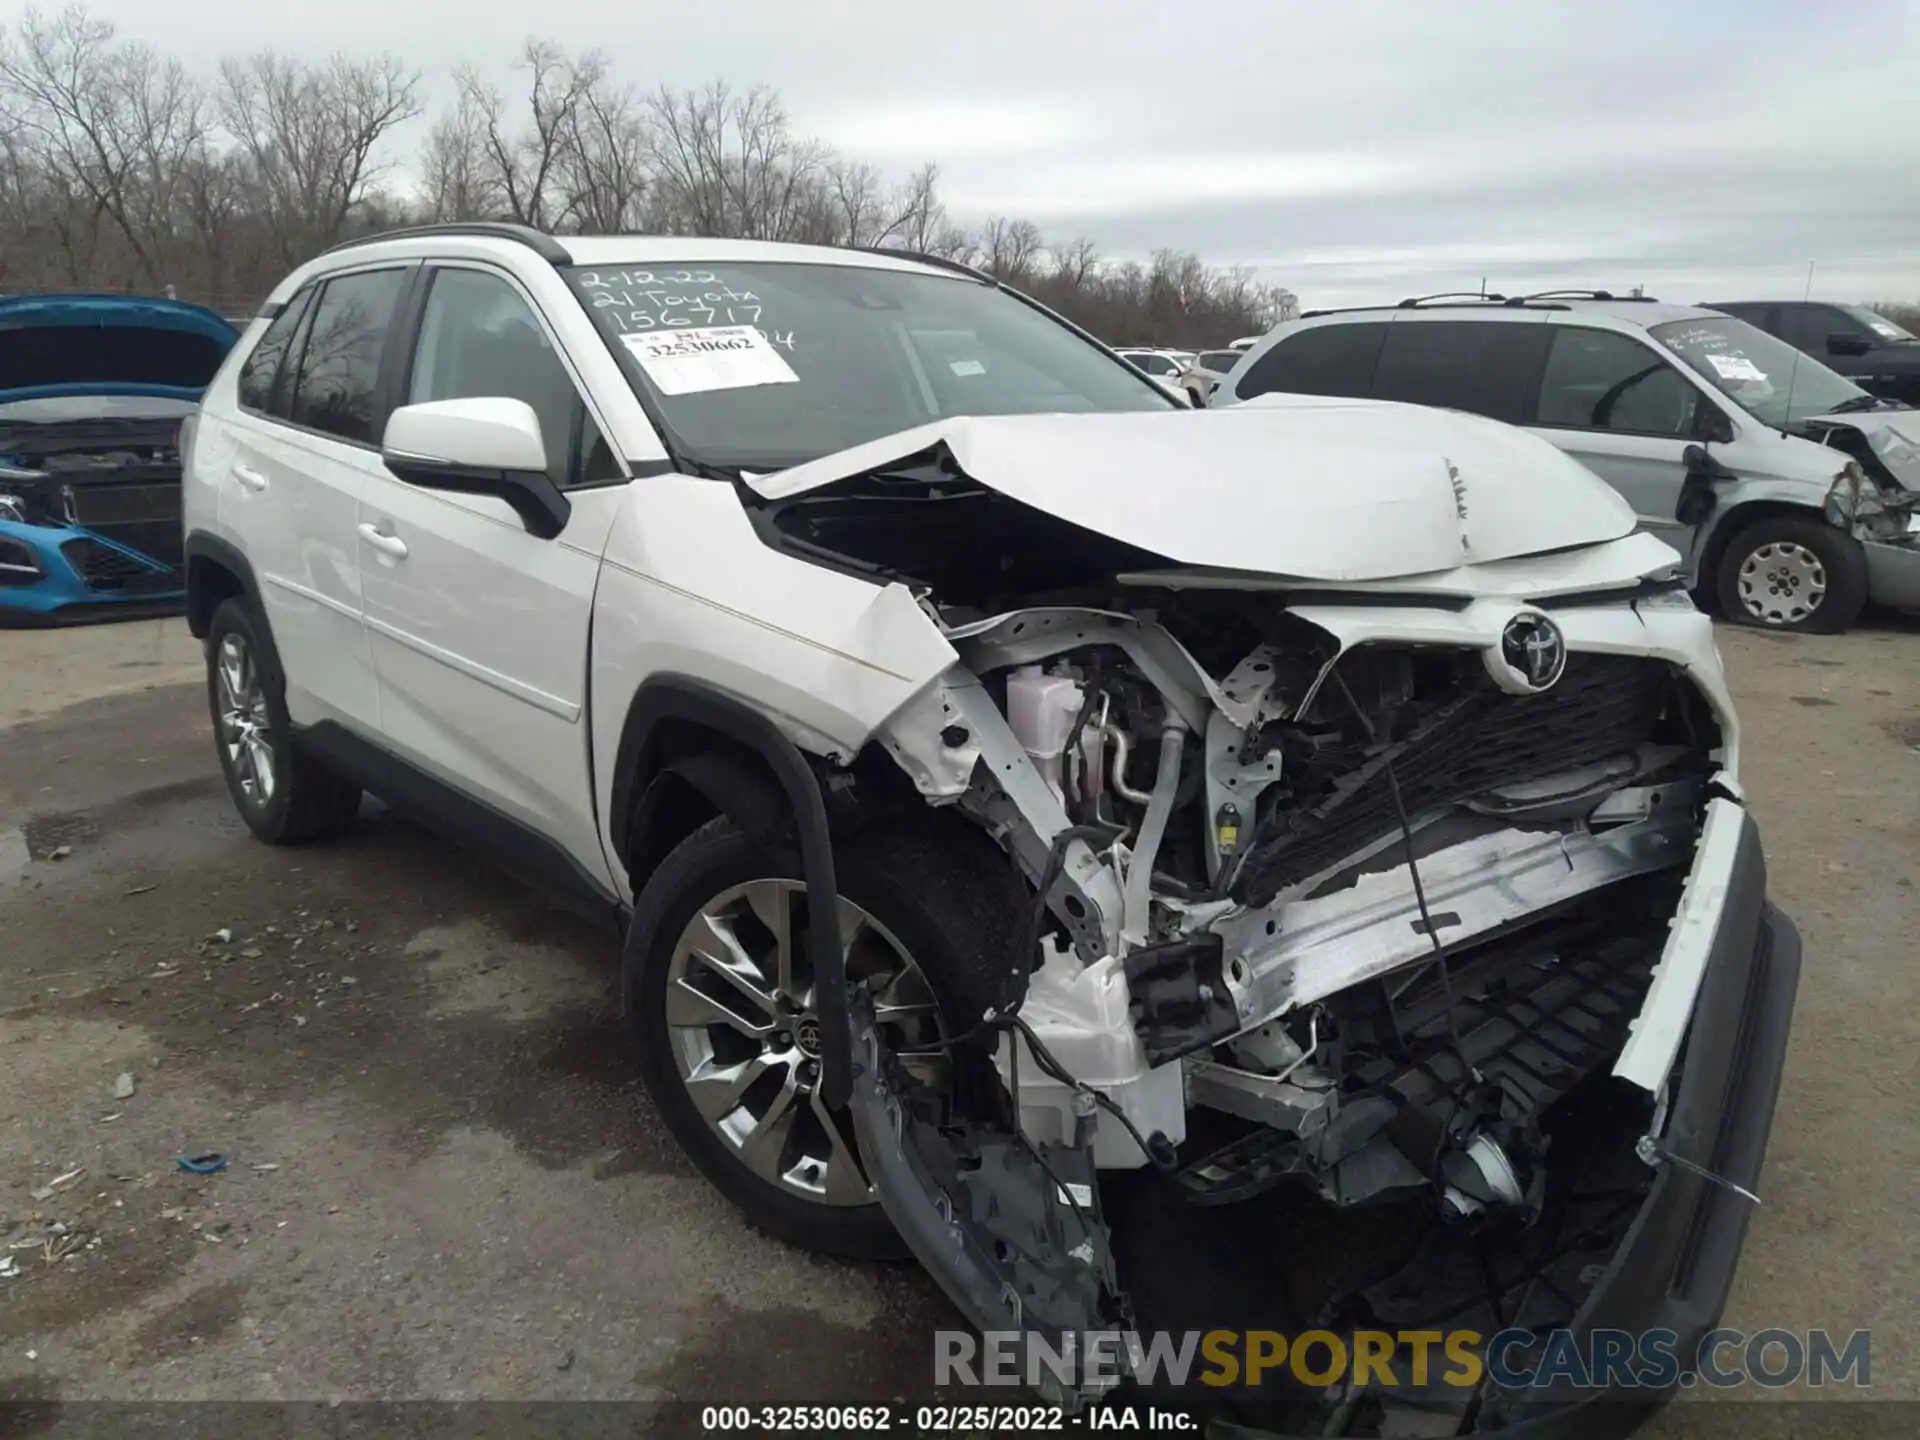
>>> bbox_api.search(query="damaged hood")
[750,395,1638,582]
[1803,406,1920,491]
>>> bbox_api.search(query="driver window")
[408,268,588,483]
[1535,328,1696,437]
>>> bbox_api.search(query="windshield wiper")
[1823,394,1893,415]
[676,457,748,482]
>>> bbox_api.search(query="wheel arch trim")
[611,674,852,1109]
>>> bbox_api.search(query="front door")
[1527,326,1712,557]
[357,262,630,891]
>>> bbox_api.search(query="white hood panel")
[751,395,1639,583]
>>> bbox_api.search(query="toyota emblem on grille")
[1491,611,1567,694]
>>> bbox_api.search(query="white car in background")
[1178,347,1246,406]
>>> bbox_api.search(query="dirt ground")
[0,611,1915,1425]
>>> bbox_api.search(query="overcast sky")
[82,0,1920,309]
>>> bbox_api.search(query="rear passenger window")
[237,288,314,416]
[1372,321,1549,425]
[1235,323,1386,400]
[287,269,408,444]
[1534,328,1697,437]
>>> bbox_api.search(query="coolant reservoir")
[996,940,1187,1168]
[1004,665,1084,805]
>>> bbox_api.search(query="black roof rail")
[864,246,997,284]
[1398,290,1509,307]
[1301,298,1571,319]
[1513,288,1661,304]
[320,222,573,266]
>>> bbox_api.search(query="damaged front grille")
[1231,653,1681,906]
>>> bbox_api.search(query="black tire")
[626,812,1026,1259]
[1712,514,1868,634]
[204,596,362,844]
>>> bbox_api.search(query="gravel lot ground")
[0,611,1915,1428]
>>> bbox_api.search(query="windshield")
[1197,351,1241,373]
[1840,304,1917,344]
[1651,316,1869,429]
[565,260,1175,470]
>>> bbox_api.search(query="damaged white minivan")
[184,227,1801,1437]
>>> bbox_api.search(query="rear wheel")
[204,597,362,844]
[1713,515,1868,633]
[627,814,1023,1259]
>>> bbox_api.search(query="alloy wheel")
[215,632,276,806]
[663,879,946,1206]
[1736,541,1827,626]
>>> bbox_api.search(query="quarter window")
[237,287,314,416]
[1371,321,1549,425]
[407,268,591,484]
[1234,322,1387,401]
[286,268,408,444]
[1534,328,1697,437]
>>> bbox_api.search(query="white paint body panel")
[220,415,382,731]
[752,398,1638,581]
[589,476,960,894]
[358,476,623,888]
[1613,795,1749,1092]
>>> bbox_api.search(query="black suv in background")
[1704,300,1920,407]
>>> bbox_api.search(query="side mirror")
[1691,402,1735,445]
[381,398,570,540]
[1827,331,1873,357]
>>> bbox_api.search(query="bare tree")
[644,81,829,241]
[418,89,500,223]
[553,64,650,234]
[979,215,1044,282]
[217,49,420,263]
[0,6,208,286]
[0,24,1304,344]
[450,40,604,231]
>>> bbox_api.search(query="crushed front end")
[855,583,1799,1436]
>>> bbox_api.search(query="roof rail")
[864,246,997,284]
[1398,290,1508,307]
[1300,298,1570,319]
[1512,288,1661,304]
[320,222,573,266]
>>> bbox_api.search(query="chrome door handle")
[232,464,268,492]
[357,522,409,559]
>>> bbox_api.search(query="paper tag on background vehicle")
[1706,353,1767,383]
[619,325,799,395]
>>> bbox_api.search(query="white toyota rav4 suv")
[182,224,1799,1429]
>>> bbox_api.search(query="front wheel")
[1712,516,1868,633]
[626,814,1024,1259]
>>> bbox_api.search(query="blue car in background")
[0,294,239,625]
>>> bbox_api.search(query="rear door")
[220,265,412,731]
[1524,323,1715,554]
[356,261,629,890]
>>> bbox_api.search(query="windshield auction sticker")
[620,324,799,395]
